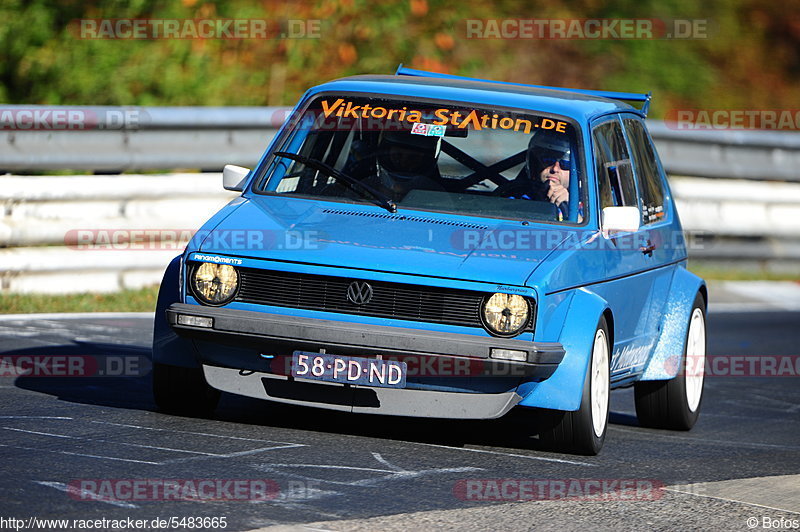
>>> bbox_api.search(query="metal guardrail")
[3,105,800,179]
[0,106,288,172]
[1,106,799,293]
[646,122,800,181]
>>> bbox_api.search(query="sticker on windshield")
[319,98,569,135]
[411,122,446,137]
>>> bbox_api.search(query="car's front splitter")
[203,364,523,419]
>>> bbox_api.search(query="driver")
[528,129,573,219]
[501,129,579,222]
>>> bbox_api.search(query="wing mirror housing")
[601,206,641,234]
[223,165,251,191]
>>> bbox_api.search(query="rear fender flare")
[640,267,706,380]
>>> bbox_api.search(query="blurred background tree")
[1,0,798,119]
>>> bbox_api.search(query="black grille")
[235,268,488,328]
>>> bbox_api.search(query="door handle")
[640,240,656,256]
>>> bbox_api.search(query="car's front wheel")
[152,363,220,416]
[634,293,706,430]
[538,317,610,455]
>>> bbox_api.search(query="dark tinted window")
[256,95,586,223]
[624,118,666,224]
[592,119,637,210]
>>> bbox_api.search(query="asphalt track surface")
[0,282,798,531]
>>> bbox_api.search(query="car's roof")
[305,74,641,123]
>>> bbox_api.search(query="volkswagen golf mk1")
[152,67,707,455]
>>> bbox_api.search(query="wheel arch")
[698,283,708,310]
[602,307,615,357]
[152,255,202,369]
[518,288,610,411]
[640,267,706,381]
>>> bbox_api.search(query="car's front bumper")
[167,303,565,418]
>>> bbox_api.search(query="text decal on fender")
[291,351,407,389]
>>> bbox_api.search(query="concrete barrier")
[1,172,798,293]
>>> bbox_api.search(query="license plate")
[291,351,407,389]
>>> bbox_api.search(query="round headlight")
[191,263,239,305]
[481,293,530,336]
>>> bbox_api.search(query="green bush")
[1,0,798,118]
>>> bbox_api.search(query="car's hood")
[195,197,565,286]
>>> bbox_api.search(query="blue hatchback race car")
[152,67,707,455]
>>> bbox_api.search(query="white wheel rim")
[591,329,610,438]
[685,308,705,412]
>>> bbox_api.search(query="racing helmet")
[377,130,441,181]
[526,129,572,177]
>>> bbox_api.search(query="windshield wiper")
[273,151,397,213]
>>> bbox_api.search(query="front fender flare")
[152,255,201,368]
[518,288,608,411]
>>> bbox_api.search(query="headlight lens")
[191,263,238,305]
[481,293,530,336]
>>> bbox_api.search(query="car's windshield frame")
[251,90,590,227]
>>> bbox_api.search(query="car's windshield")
[255,94,586,223]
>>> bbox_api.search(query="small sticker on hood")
[190,253,243,265]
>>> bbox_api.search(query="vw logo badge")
[346,281,373,305]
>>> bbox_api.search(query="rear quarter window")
[623,118,667,224]
[592,119,637,210]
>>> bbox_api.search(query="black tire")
[539,316,610,455]
[152,363,220,416]
[635,293,706,430]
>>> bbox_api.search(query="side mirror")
[223,165,251,191]
[602,206,640,234]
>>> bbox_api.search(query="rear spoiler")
[395,65,652,116]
